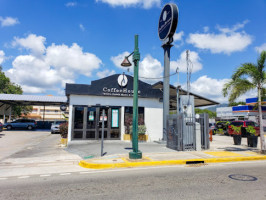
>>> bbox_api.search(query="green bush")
[246,126,256,136]
[129,125,146,135]
[231,125,241,135]
[59,122,68,138]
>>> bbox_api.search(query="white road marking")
[60,173,71,176]
[0,178,8,180]
[18,176,30,179]
[40,174,51,177]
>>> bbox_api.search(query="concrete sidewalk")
[79,150,266,169]
[78,135,266,169]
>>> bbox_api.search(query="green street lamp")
[121,35,142,159]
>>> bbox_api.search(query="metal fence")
[166,113,209,151]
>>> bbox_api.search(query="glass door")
[86,107,96,139]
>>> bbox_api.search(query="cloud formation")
[95,0,160,9]
[170,50,202,73]
[111,52,163,83]
[0,50,5,64]
[0,16,19,27]
[6,34,102,94]
[255,43,266,53]
[187,21,252,54]
[65,2,77,7]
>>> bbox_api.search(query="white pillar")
[121,106,125,141]
[67,105,73,142]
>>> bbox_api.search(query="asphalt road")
[1,161,266,200]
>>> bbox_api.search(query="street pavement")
[1,160,266,200]
[0,130,266,178]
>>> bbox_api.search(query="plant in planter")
[129,124,147,135]
[59,122,68,139]
[231,125,242,145]
[246,126,258,147]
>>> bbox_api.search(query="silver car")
[4,119,36,130]
[51,121,66,134]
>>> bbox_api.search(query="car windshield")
[54,121,65,125]
[231,122,243,126]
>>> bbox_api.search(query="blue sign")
[158,3,178,42]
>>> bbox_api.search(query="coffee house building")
[66,74,165,142]
[65,74,219,142]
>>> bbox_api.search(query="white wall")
[145,107,163,141]
[69,95,162,108]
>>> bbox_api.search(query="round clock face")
[117,74,128,87]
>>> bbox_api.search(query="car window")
[246,122,255,126]
[231,122,243,126]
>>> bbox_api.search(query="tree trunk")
[258,87,266,153]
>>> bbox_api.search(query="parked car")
[4,119,37,130]
[209,123,217,135]
[51,121,66,134]
[228,120,260,137]
[0,122,3,132]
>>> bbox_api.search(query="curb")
[79,155,266,169]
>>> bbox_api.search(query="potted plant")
[246,126,258,147]
[59,122,68,146]
[231,125,242,145]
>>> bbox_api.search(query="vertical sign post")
[158,3,179,140]
[101,109,105,156]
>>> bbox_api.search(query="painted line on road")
[59,173,71,176]
[0,178,8,180]
[40,174,51,177]
[18,176,30,179]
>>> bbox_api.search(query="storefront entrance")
[72,106,121,140]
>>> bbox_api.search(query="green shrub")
[231,125,241,135]
[129,125,146,135]
[246,126,256,136]
[59,122,68,138]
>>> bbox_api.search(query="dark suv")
[4,119,37,130]
[228,120,260,137]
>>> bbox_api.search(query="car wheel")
[7,125,12,130]
[27,125,33,130]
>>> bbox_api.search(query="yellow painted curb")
[79,155,266,169]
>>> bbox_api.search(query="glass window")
[87,107,96,129]
[74,107,84,129]
[124,106,144,133]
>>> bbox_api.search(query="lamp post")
[121,35,142,159]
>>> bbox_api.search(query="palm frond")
[258,50,266,72]
[232,63,258,81]
[225,78,255,103]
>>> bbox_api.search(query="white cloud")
[170,50,202,73]
[111,52,163,83]
[65,2,77,7]
[255,43,266,53]
[46,43,102,77]
[12,34,46,57]
[95,0,160,9]
[187,75,257,103]
[0,16,19,27]
[173,31,184,41]
[139,55,163,83]
[97,69,116,78]
[6,34,102,94]
[187,21,252,54]
[0,50,5,64]
[79,24,85,31]
[203,26,209,32]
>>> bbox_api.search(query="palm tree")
[223,50,266,153]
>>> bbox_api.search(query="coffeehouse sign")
[102,87,140,97]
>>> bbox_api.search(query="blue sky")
[0,0,265,103]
